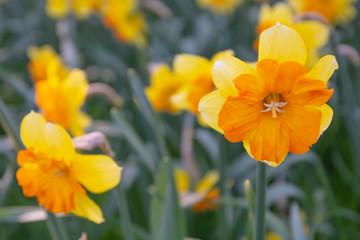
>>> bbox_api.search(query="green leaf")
[150,159,186,240]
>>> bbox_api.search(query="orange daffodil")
[174,168,220,212]
[288,0,357,25]
[27,45,68,82]
[28,45,91,137]
[17,111,122,223]
[197,0,243,15]
[199,24,338,167]
[257,2,330,67]
[101,0,147,47]
[35,69,91,137]
[46,0,103,19]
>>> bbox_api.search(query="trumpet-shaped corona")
[17,111,122,223]
[256,3,330,67]
[199,24,338,167]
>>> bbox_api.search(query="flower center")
[261,93,287,118]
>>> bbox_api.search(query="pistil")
[261,93,287,118]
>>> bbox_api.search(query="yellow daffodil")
[288,0,357,25]
[16,111,122,223]
[101,0,147,46]
[199,24,338,167]
[174,168,220,212]
[171,50,235,114]
[46,0,102,19]
[35,69,91,136]
[197,0,242,15]
[27,45,67,82]
[145,63,183,113]
[256,3,330,67]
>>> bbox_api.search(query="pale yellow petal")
[170,88,190,111]
[20,111,47,149]
[72,154,122,194]
[305,55,338,85]
[174,168,190,193]
[258,24,307,65]
[173,54,210,77]
[195,170,219,192]
[63,69,89,108]
[212,56,257,98]
[308,104,333,136]
[198,90,226,133]
[259,3,293,26]
[294,21,330,50]
[34,123,75,164]
[71,192,104,224]
[210,49,235,65]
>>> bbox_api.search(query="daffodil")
[27,45,67,82]
[101,0,147,46]
[16,111,122,223]
[199,24,338,167]
[46,0,102,19]
[174,168,220,212]
[256,3,330,67]
[35,69,91,136]
[145,63,183,113]
[288,0,357,25]
[197,0,242,15]
[171,50,235,114]
[266,232,284,240]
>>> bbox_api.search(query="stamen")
[261,95,287,118]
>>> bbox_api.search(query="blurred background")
[0,0,360,239]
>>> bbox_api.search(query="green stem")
[45,212,69,240]
[254,162,267,240]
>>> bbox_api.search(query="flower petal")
[219,97,262,142]
[173,54,209,77]
[258,24,307,65]
[210,49,235,64]
[294,21,330,50]
[212,56,258,98]
[72,154,122,194]
[309,104,333,136]
[20,111,47,149]
[174,168,190,193]
[243,140,287,167]
[244,114,290,165]
[305,55,339,85]
[198,90,226,133]
[285,78,334,106]
[34,123,75,165]
[257,59,308,93]
[195,170,219,193]
[279,105,322,154]
[233,73,266,105]
[71,192,104,224]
